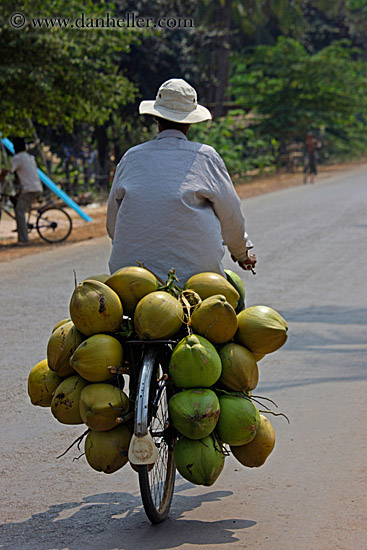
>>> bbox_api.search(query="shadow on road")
[0,488,256,550]
[281,305,367,326]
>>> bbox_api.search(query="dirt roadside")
[0,161,362,263]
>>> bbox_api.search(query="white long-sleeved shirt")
[106,129,253,285]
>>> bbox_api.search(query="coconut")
[190,294,238,344]
[69,280,123,336]
[106,266,159,316]
[252,352,265,362]
[168,389,220,439]
[174,435,225,486]
[184,272,239,309]
[85,424,132,474]
[216,393,260,446]
[70,334,123,382]
[82,273,111,284]
[169,334,222,388]
[51,375,88,424]
[224,270,245,313]
[27,359,63,407]
[219,343,259,393]
[134,291,183,340]
[236,305,288,355]
[231,414,275,467]
[51,318,71,333]
[47,321,84,377]
[79,383,129,431]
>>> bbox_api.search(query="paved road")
[1,165,366,550]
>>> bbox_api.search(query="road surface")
[0,165,366,550]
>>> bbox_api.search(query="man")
[0,138,43,244]
[303,131,321,184]
[107,78,256,284]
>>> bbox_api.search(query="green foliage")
[189,110,278,177]
[0,0,137,134]
[230,37,367,152]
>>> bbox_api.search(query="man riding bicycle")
[106,78,256,284]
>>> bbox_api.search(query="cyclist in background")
[107,78,256,284]
[0,138,43,245]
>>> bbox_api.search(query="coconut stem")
[73,269,78,288]
[73,453,85,462]
[251,395,279,408]
[258,409,290,424]
[56,429,90,459]
[136,261,166,285]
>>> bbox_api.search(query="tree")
[0,0,137,135]
[229,37,367,154]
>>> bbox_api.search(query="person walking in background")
[303,131,322,184]
[0,138,43,245]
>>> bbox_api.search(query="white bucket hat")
[139,78,212,124]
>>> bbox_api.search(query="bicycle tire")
[135,346,176,524]
[36,207,72,243]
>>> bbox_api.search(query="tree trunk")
[213,0,232,120]
[95,123,110,192]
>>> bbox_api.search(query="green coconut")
[51,375,88,424]
[69,280,123,336]
[184,272,239,309]
[51,318,71,333]
[236,305,288,355]
[27,359,63,407]
[190,294,238,345]
[47,321,84,377]
[168,388,220,439]
[168,334,222,388]
[174,434,225,486]
[85,424,132,474]
[219,343,259,393]
[224,270,245,313]
[216,393,260,446]
[106,266,159,316]
[70,334,123,382]
[231,414,275,467]
[134,291,183,340]
[79,383,129,431]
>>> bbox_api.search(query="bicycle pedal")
[128,433,158,466]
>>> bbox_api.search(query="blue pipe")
[1,137,92,222]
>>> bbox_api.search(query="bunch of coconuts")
[27,266,288,481]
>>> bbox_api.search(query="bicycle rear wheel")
[36,207,72,243]
[135,346,176,524]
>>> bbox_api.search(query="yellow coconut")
[70,334,123,382]
[190,294,238,344]
[134,291,183,340]
[236,305,288,354]
[231,414,275,467]
[218,343,258,392]
[51,318,71,333]
[47,321,84,377]
[106,266,159,316]
[184,272,239,309]
[27,359,63,407]
[69,280,123,336]
[85,424,132,474]
[79,383,129,431]
[51,375,88,424]
[82,273,111,283]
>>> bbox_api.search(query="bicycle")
[0,191,73,243]
[126,337,179,524]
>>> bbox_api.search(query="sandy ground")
[0,161,362,264]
